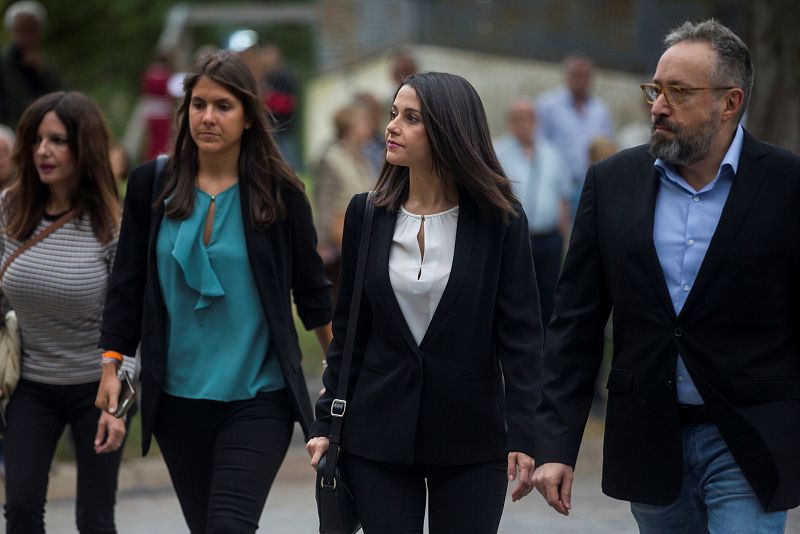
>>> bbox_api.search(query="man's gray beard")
[648,115,717,167]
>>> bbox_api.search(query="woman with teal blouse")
[96,52,333,533]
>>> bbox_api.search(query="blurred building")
[315,0,746,73]
[306,0,749,160]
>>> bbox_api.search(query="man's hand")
[532,462,574,515]
[508,451,536,502]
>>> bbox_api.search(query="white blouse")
[389,205,459,345]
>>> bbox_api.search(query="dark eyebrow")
[390,104,421,114]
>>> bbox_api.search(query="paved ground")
[1,420,640,533]
[2,405,798,532]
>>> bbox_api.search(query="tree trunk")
[746,1,800,153]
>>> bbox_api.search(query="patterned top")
[0,211,133,385]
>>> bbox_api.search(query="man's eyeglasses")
[640,83,736,106]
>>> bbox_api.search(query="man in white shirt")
[495,98,571,323]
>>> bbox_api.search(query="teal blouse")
[156,183,285,400]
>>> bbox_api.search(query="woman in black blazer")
[95,52,332,533]
[307,72,543,534]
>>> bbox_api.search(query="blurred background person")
[0,124,16,191]
[537,54,614,211]
[96,52,332,534]
[260,43,301,171]
[588,136,619,165]
[390,47,419,88]
[2,91,130,533]
[314,102,376,301]
[617,97,653,149]
[353,91,386,177]
[139,54,174,161]
[495,98,571,325]
[108,142,130,195]
[0,1,61,128]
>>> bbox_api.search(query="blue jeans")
[630,423,787,534]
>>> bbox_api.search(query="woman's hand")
[306,436,330,470]
[94,410,126,454]
[508,451,536,502]
[314,323,333,355]
[95,362,121,414]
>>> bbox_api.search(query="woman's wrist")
[101,358,121,374]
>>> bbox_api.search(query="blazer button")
[665,379,674,390]
[673,327,683,337]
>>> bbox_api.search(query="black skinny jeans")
[4,379,126,534]
[344,453,508,534]
[153,389,294,534]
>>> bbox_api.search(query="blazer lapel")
[633,158,676,319]
[680,132,768,317]
[374,207,422,357]
[419,192,474,348]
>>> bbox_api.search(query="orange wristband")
[102,350,123,362]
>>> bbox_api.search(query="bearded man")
[532,19,800,533]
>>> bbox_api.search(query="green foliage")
[40,0,176,136]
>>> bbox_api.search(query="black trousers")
[530,232,564,326]
[344,453,508,534]
[153,389,294,534]
[4,379,126,534]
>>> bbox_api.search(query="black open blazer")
[99,159,332,455]
[311,191,543,465]
[535,131,800,511]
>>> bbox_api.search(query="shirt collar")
[654,124,744,192]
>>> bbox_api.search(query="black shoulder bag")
[316,192,375,534]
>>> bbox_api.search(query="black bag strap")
[322,192,375,483]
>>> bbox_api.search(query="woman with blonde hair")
[314,102,376,300]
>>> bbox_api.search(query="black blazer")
[99,159,332,455]
[311,191,543,466]
[535,131,800,511]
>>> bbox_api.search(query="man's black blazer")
[310,191,543,466]
[535,131,800,511]
[99,159,332,455]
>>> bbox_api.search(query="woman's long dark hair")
[158,51,303,228]
[372,72,518,224]
[5,91,120,243]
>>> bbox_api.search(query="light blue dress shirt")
[495,135,572,233]
[536,87,615,189]
[156,183,285,401]
[653,125,744,405]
